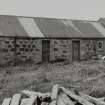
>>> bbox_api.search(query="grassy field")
[1,60,105,103]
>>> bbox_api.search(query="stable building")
[0,15,105,65]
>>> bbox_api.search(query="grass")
[1,60,105,103]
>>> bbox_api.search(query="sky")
[0,0,105,20]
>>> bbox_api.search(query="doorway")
[72,40,80,61]
[42,40,50,62]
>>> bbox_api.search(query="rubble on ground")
[2,84,105,105]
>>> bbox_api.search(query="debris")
[50,84,59,105]
[22,90,42,97]
[10,94,21,105]
[60,87,94,105]
[97,97,105,102]
[2,98,11,105]
[79,92,105,105]
[2,84,105,105]
[27,96,37,105]
[101,56,105,60]
[59,90,74,105]
[20,98,30,105]
[51,84,59,100]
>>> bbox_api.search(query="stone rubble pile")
[2,84,105,105]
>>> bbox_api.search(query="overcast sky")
[0,0,105,20]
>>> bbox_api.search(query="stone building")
[0,15,105,65]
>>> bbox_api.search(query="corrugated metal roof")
[34,18,69,37]
[72,20,104,38]
[61,19,83,37]
[18,17,44,37]
[0,15,104,38]
[89,22,105,37]
[0,16,27,36]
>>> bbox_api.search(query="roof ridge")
[0,14,100,22]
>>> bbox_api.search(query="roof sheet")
[72,20,104,38]
[89,22,105,37]
[0,16,27,36]
[61,19,83,37]
[0,15,104,38]
[34,18,69,37]
[18,17,44,37]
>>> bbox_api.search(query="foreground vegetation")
[0,60,105,103]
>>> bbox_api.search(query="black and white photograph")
[1,0,105,105]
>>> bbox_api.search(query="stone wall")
[96,39,105,56]
[80,39,105,60]
[16,38,42,64]
[0,37,42,65]
[50,39,72,62]
[0,37,15,65]
[0,37,104,66]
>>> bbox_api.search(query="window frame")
[97,40,103,50]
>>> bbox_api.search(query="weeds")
[1,60,105,103]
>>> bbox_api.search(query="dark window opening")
[98,41,103,50]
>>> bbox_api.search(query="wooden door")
[72,40,80,61]
[42,40,50,62]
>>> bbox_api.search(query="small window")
[97,41,103,50]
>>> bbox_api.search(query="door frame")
[72,40,80,61]
[42,40,50,62]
